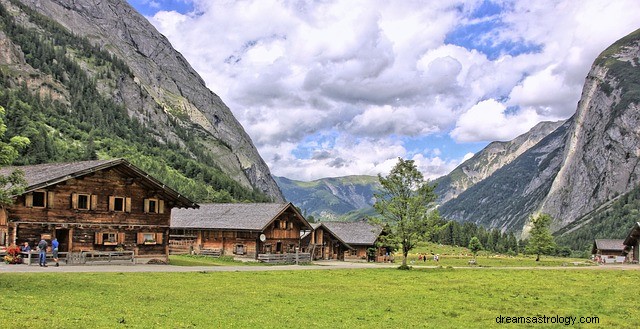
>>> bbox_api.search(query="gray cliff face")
[440,28,640,234]
[539,31,640,230]
[21,0,284,201]
[439,121,569,232]
[434,120,564,203]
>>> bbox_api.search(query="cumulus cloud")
[142,0,640,180]
[450,99,543,142]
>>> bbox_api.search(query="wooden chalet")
[591,239,626,264]
[302,222,352,261]
[623,222,640,263]
[320,221,386,262]
[170,203,313,259]
[0,159,198,263]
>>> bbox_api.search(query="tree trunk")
[536,254,540,261]
[402,250,408,267]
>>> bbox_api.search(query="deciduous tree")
[527,213,556,261]
[468,236,482,261]
[0,105,29,206]
[374,158,439,269]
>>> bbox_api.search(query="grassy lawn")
[1,268,637,328]
[168,255,269,266]
[403,242,594,267]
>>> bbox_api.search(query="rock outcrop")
[19,0,284,201]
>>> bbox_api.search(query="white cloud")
[450,99,543,142]
[142,0,640,180]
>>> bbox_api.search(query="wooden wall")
[6,167,172,258]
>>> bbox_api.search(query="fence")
[257,252,311,264]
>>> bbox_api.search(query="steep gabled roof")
[0,158,197,208]
[171,202,312,231]
[623,222,640,246]
[321,221,383,246]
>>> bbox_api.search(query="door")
[276,242,282,253]
[54,229,70,252]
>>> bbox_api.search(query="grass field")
[1,267,637,328]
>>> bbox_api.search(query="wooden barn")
[0,159,198,263]
[302,222,352,261]
[170,203,313,260]
[591,239,626,264]
[320,221,387,262]
[623,222,640,263]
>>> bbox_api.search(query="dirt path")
[1,260,638,273]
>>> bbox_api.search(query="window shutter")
[25,194,33,208]
[108,196,115,211]
[158,200,165,214]
[47,192,54,208]
[71,193,78,209]
[90,195,98,210]
[137,232,144,244]
[143,199,149,213]
[125,197,132,213]
[95,232,103,245]
[117,232,125,244]
[156,232,163,244]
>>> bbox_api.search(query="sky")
[127,0,640,181]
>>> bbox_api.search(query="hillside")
[274,175,381,221]
[433,120,564,203]
[0,0,284,202]
[440,28,640,235]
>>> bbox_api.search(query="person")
[37,238,48,267]
[21,241,31,253]
[52,237,60,267]
[423,253,426,262]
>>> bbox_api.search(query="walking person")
[52,237,60,267]
[37,238,48,267]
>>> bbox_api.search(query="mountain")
[0,0,284,202]
[433,120,564,203]
[274,175,381,221]
[440,28,640,234]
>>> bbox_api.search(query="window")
[273,220,280,229]
[73,193,97,210]
[32,192,46,207]
[94,232,124,245]
[144,198,165,214]
[288,244,295,252]
[78,194,89,209]
[26,191,52,208]
[109,196,131,212]
[234,244,245,255]
[350,250,357,256]
[137,232,163,245]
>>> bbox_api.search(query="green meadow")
[1,268,637,328]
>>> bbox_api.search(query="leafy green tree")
[0,105,29,205]
[527,213,556,261]
[374,158,439,269]
[468,236,482,260]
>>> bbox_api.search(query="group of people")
[19,238,60,267]
[417,253,439,262]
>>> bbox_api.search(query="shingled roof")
[171,202,312,231]
[0,158,197,208]
[321,221,383,246]
[592,239,625,254]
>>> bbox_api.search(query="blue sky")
[127,0,640,181]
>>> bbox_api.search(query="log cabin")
[0,159,198,263]
[320,221,387,262]
[302,222,352,261]
[170,203,313,259]
[591,239,626,264]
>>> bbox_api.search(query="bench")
[81,251,135,264]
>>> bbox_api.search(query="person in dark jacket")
[37,239,48,267]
